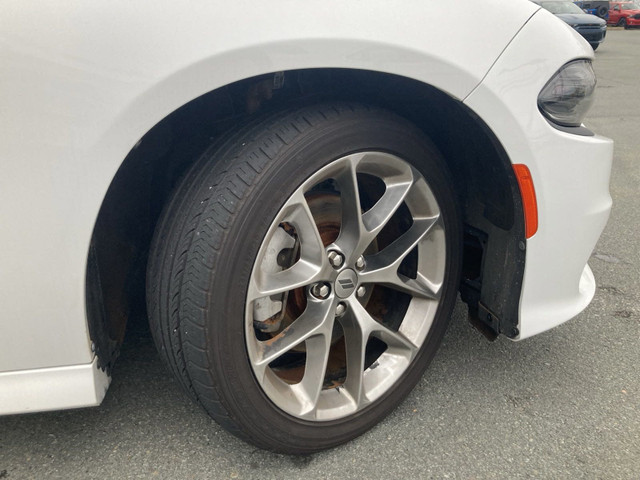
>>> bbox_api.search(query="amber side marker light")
[513,164,538,239]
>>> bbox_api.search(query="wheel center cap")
[335,269,358,298]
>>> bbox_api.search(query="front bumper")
[465,9,613,340]
[574,25,607,43]
[515,128,612,339]
[626,16,640,26]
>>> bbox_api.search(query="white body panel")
[0,358,110,415]
[0,1,611,413]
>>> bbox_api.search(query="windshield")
[621,2,640,10]
[540,1,587,14]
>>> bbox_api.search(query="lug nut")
[310,282,330,299]
[327,250,345,269]
[356,286,367,298]
[335,302,347,316]
[355,256,365,271]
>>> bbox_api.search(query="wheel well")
[86,68,525,371]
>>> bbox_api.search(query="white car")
[0,0,612,453]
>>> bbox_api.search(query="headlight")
[538,60,597,127]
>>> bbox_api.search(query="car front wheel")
[147,103,462,453]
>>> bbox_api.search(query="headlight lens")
[538,60,597,127]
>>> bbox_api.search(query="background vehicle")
[574,1,610,19]
[0,0,612,453]
[608,1,640,27]
[535,1,608,49]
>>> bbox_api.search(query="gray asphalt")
[1,29,639,480]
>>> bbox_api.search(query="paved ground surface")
[1,30,639,480]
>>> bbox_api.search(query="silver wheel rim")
[245,151,446,421]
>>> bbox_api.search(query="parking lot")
[1,29,639,480]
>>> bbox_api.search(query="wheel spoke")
[361,176,414,244]
[332,155,417,260]
[286,190,328,269]
[341,298,418,406]
[371,322,417,359]
[347,298,417,355]
[349,300,417,356]
[295,330,333,416]
[253,299,334,370]
[248,191,328,301]
[339,306,369,407]
[377,272,441,300]
[249,260,322,300]
[332,159,365,259]
[358,215,440,296]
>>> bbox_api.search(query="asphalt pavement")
[1,29,639,480]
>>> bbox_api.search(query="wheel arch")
[86,68,526,372]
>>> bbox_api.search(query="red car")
[608,1,640,27]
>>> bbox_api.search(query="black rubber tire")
[146,103,462,453]
[597,6,608,17]
[619,17,628,28]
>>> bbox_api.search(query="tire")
[597,6,608,17]
[590,43,599,51]
[147,103,462,453]
[619,17,628,28]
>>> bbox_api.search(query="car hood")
[556,13,606,25]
